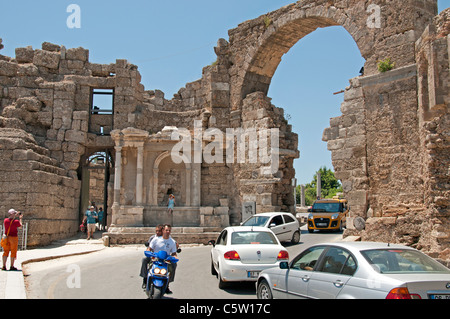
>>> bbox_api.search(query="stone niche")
[109,127,230,229]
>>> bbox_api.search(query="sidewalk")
[0,234,105,299]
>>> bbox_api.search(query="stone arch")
[228,0,435,110]
[241,19,364,103]
[153,151,192,207]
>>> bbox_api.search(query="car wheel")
[218,273,228,289]
[257,279,273,299]
[211,259,217,276]
[291,230,300,244]
[308,228,314,233]
[217,264,228,289]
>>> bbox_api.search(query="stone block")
[200,207,214,215]
[201,215,222,227]
[72,110,88,121]
[65,130,86,144]
[33,50,61,69]
[15,46,34,63]
[0,60,18,76]
[66,47,89,61]
[214,206,229,215]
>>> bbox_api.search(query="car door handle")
[333,280,344,288]
[302,275,310,282]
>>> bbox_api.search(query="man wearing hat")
[2,209,23,271]
[82,206,98,240]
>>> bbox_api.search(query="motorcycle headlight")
[160,268,167,275]
[153,268,161,274]
[331,213,339,220]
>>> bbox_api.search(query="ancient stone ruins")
[0,1,448,262]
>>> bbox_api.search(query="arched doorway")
[80,150,114,229]
[268,25,365,193]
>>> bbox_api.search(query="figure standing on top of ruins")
[167,194,175,215]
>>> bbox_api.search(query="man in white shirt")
[149,225,177,256]
[140,224,163,288]
[148,224,178,293]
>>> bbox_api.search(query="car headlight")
[308,213,313,220]
[331,213,339,220]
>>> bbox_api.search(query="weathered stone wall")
[323,77,369,223]
[236,92,298,217]
[322,8,449,261]
[0,128,80,246]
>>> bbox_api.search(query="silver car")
[241,212,301,244]
[256,242,450,299]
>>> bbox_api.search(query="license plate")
[317,223,327,227]
[247,271,260,278]
[430,294,450,299]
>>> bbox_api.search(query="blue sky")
[0,1,448,185]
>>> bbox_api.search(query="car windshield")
[312,203,341,213]
[361,249,450,274]
[241,216,269,227]
[231,231,278,245]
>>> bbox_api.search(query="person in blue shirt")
[167,194,175,214]
[97,207,104,231]
[83,206,98,240]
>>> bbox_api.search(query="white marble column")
[113,146,122,206]
[152,168,158,206]
[192,163,201,206]
[136,144,144,205]
[185,167,191,206]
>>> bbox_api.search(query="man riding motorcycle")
[143,224,178,294]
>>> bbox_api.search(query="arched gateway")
[0,1,448,260]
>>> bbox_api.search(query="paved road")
[24,227,342,299]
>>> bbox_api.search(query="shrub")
[377,58,395,72]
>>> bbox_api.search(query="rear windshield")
[312,202,342,213]
[231,231,278,245]
[361,249,450,274]
[241,216,269,227]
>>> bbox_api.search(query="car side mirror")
[279,262,289,270]
[208,240,216,247]
[269,223,276,228]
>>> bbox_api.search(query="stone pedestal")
[112,205,144,227]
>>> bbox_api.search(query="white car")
[241,212,301,244]
[209,226,289,289]
[256,241,450,299]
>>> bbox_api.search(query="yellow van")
[307,196,349,233]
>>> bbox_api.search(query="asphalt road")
[24,227,343,299]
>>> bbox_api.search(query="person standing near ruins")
[83,206,98,240]
[97,207,104,231]
[167,194,175,214]
[2,209,23,271]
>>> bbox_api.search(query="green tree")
[296,166,343,206]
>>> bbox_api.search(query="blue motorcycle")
[144,250,179,299]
